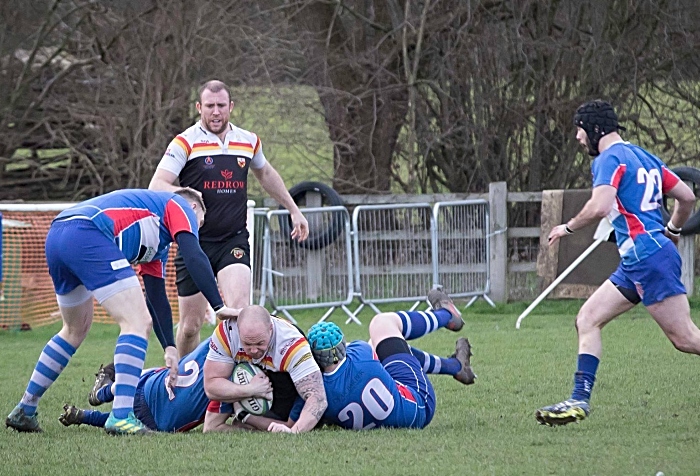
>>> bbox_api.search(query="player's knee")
[178,316,203,338]
[574,311,595,333]
[61,319,90,344]
[668,333,698,354]
[129,313,152,336]
[368,312,401,337]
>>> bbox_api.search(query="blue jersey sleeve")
[592,152,624,189]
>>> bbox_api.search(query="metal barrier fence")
[350,203,435,319]
[260,206,354,323]
[256,200,493,324]
[433,200,494,307]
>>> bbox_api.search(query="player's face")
[196,89,233,136]
[576,127,588,149]
[576,127,594,154]
[240,324,273,360]
[195,206,205,228]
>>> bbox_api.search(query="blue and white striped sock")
[111,334,148,420]
[410,346,462,376]
[398,309,453,340]
[19,335,76,416]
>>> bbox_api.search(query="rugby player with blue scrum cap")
[279,288,476,430]
[535,100,700,426]
[5,188,239,435]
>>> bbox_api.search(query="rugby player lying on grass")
[237,288,476,432]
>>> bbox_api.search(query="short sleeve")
[156,136,190,176]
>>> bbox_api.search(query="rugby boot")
[452,337,476,385]
[6,406,42,433]
[427,286,464,331]
[88,363,115,406]
[535,399,590,426]
[58,404,84,427]
[104,411,151,435]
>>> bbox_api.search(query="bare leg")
[576,280,636,358]
[217,263,251,309]
[647,294,700,354]
[536,280,635,426]
[177,293,208,357]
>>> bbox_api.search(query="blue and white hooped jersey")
[54,189,198,278]
[139,340,210,432]
[299,341,427,430]
[592,142,680,265]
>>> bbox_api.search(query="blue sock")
[96,384,114,404]
[398,309,453,340]
[112,334,148,419]
[82,410,110,427]
[571,353,599,402]
[19,335,76,416]
[410,346,462,376]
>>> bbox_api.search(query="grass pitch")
[1,299,699,476]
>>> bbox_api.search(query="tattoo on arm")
[295,371,327,420]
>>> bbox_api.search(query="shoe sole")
[59,405,81,427]
[535,408,587,426]
[104,420,151,435]
[5,420,42,433]
[105,428,151,435]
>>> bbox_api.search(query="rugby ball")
[232,362,272,416]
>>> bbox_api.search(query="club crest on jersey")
[237,157,246,168]
[221,169,233,180]
[203,156,215,169]
[231,247,245,259]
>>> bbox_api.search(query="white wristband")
[667,222,681,233]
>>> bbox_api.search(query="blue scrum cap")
[307,322,347,368]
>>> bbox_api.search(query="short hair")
[174,187,206,215]
[198,80,231,103]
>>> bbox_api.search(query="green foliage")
[1,300,699,475]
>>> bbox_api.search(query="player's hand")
[267,421,294,433]
[164,345,179,392]
[215,306,241,320]
[547,225,568,245]
[290,211,309,242]
[664,228,680,246]
[248,372,273,400]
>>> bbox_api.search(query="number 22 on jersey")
[638,168,662,211]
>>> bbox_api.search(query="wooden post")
[678,236,694,296]
[537,190,563,290]
[674,177,695,297]
[489,182,508,302]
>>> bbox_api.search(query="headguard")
[573,100,626,156]
[307,322,347,368]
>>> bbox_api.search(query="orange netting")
[0,210,180,329]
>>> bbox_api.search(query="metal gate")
[351,203,435,319]
[262,206,354,323]
[433,200,494,307]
